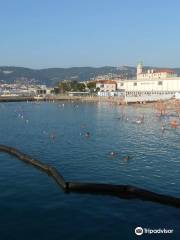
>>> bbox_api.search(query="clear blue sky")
[1,0,180,68]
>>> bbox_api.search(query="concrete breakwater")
[0,95,177,106]
[0,96,81,102]
[0,95,101,103]
[0,144,180,208]
[0,95,113,103]
[0,96,35,102]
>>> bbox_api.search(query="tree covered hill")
[0,66,136,86]
[0,65,180,86]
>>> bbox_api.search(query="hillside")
[0,66,136,86]
[0,66,180,86]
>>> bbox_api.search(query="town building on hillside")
[94,72,131,81]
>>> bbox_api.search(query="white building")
[96,80,117,92]
[96,80,123,97]
[119,63,180,101]
[117,63,180,95]
[96,63,180,101]
[136,63,177,80]
[117,78,180,93]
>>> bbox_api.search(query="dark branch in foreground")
[0,144,180,208]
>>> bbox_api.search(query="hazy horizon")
[1,64,180,70]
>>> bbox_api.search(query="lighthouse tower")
[137,63,143,78]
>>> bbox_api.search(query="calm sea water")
[0,101,179,240]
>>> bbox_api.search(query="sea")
[0,101,179,240]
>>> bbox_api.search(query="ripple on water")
[0,102,179,240]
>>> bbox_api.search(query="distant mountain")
[0,66,136,86]
[0,66,179,86]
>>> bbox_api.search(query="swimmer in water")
[170,119,179,128]
[160,122,166,132]
[135,115,144,124]
[50,132,56,140]
[110,151,117,157]
[135,120,141,124]
[140,115,144,123]
[85,132,90,137]
[123,156,130,161]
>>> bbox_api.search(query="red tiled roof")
[154,69,176,74]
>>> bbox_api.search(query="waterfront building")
[96,80,125,97]
[96,63,180,101]
[97,90,124,97]
[0,83,53,97]
[117,63,180,101]
[96,80,117,92]
[68,91,90,96]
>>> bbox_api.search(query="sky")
[0,0,180,68]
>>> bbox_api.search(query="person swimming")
[135,119,142,124]
[160,122,166,132]
[135,115,144,124]
[140,115,144,123]
[110,151,118,157]
[170,119,179,128]
[123,155,130,161]
[50,132,56,140]
[85,132,90,137]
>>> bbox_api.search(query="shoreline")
[0,95,179,109]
